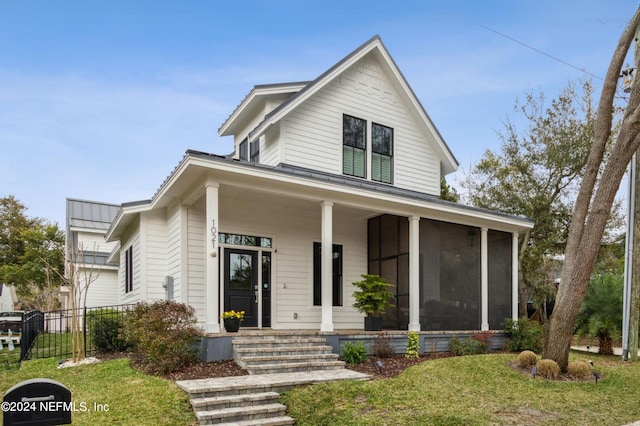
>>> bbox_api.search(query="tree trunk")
[599,333,614,356]
[543,7,640,371]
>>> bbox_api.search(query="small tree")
[352,274,395,317]
[61,242,100,362]
[575,272,623,355]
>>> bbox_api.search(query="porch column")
[512,232,519,321]
[320,201,334,332]
[408,215,421,331]
[205,181,220,334]
[481,227,489,330]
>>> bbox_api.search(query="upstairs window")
[250,140,260,163]
[372,123,393,183]
[238,138,248,161]
[343,115,366,178]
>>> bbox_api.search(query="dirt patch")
[344,352,455,379]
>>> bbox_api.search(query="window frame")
[250,139,260,163]
[238,138,248,161]
[342,114,367,178]
[371,122,394,184]
[125,246,133,293]
[312,242,343,307]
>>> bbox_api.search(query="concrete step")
[240,353,339,367]
[196,403,287,424]
[216,415,295,426]
[191,391,280,412]
[177,370,371,400]
[234,345,334,357]
[247,360,346,375]
[232,337,328,348]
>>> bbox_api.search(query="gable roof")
[228,35,458,174]
[105,149,532,242]
[219,81,310,137]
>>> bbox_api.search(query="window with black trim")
[372,123,393,183]
[125,246,133,293]
[313,242,343,306]
[238,138,248,161]
[250,140,260,163]
[343,115,366,178]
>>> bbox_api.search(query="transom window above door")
[342,114,393,184]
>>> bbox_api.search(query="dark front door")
[225,249,259,327]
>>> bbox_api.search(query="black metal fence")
[20,304,134,361]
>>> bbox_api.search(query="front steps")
[177,370,371,425]
[233,334,345,375]
[177,333,367,425]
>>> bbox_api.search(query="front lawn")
[0,357,196,425]
[282,351,640,425]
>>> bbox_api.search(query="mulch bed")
[97,351,455,381]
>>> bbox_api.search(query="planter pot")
[224,318,241,332]
[364,316,383,331]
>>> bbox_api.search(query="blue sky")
[1,0,638,227]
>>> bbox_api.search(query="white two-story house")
[104,35,533,335]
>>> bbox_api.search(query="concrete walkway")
[176,368,371,395]
[571,346,640,357]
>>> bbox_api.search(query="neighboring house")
[103,35,534,334]
[0,283,18,312]
[65,198,120,309]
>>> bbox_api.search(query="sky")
[1,0,638,228]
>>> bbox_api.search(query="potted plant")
[352,274,395,331]
[220,310,245,332]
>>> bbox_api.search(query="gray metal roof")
[186,150,534,226]
[66,198,120,231]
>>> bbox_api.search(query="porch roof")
[105,149,533,242]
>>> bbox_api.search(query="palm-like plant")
[575,272,623,355]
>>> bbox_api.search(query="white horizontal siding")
[187,207,206,323]
[145,210,168,302]
[119,228,141,304]
[281,52,440,195]
[219,195,367,330]
[166,203,182,302]
[74,231,118,254]
[84,269,119,308]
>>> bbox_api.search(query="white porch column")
[481,227,489,331]
[205,181,220,334]
[512,232,519,321]
[320,201,334,332]
[408,215,421,331]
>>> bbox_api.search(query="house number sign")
[210,220,217,257]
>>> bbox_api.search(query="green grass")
[281,352,640,426]
[0,357,196,425]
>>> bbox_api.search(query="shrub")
[449,335,486,356]
[405,332,420,359]
[567,360,592,379]
[372,332,395,358]
[341,341,367,364]
[88,309,130,354]
[472,330,493,353]
[503,317,543,353]
[517,350,538,368]
[123,300,201,375]
[537,359,560,379]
